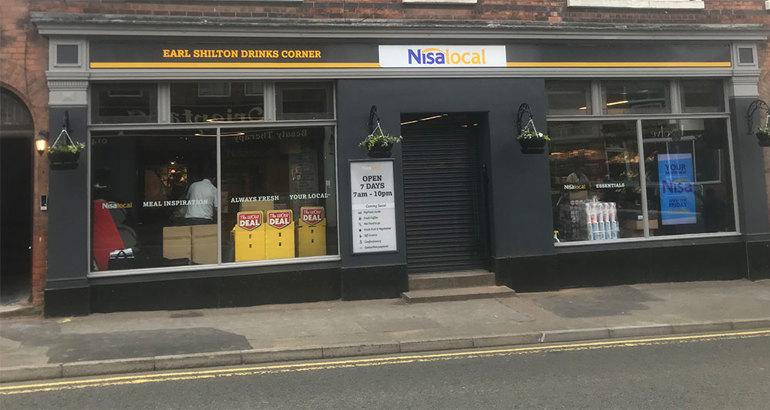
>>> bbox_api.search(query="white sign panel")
[351,161,397,254]
[378,45,507,68]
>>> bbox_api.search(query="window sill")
[567,0,705,9]
[554,232,741,250]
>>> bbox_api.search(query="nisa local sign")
[378,46,506,68]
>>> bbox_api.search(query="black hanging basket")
[48,151,81,169]
[47,128,82,170]
[367,144,393,158]
[746,100,770,147]
[516,103,548,153]
[757,130,770,147]
[517,137,548,149]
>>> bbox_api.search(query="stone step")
[401,285,516,303]
[408,270,496,291]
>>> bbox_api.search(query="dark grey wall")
[336,78,554,268]
[729,98,770,235]
[47,107,89,289]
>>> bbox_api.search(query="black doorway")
[400,112,489,274]
[1,88,33,306]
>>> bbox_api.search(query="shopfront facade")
[31,14,770,316]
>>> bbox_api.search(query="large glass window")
[91,129,217,271]
[547,78,736,244]
[91,83,158,124]
[170,81,265,123]
[549,121,643,242]
[641,119,735,236]
[220,126,337,262]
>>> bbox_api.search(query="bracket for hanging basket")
[746,99,770,147]
[516,103,548,153]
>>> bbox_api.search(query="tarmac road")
[2,330,769,409]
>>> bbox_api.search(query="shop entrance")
[401,112,489,274]
[0,88,34,306]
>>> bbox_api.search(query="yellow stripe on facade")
[506,61,732,68]
[90,62,382,69]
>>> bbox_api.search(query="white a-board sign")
[351,160,397,253]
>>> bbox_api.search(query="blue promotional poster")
[658,153,696,225]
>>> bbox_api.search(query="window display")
[547,78,736,244]
[90,80,338,273]
[641,119,735,236]
[91,129,217,271]
[220,126,338,262]
[548,121,643,242]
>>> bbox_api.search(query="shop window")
[602,80,670,115]
[275,82,334,120]
[549,121,643,242]
[641,119,735,236]
[91,129,217,271]
[681,80,724,113]
[220,126,338,262]
[546,81,592,115]
[91,83,158,124]
[171,82,265,123]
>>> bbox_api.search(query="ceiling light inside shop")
[605,100,629,107]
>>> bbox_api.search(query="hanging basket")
[367,144,393,158]
[757,130,770,147]
[47,129,83,169]
[518,138,548,149]
[48,151,81,169]
[516,117,549,152]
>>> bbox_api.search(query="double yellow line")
[2,329,768,396]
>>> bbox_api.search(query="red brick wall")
[16,0,769,23]
[1,0,49,306]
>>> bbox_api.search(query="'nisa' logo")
[662,178,693,194]
[407,48,488,66]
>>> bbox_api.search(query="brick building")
[1,0,768,315]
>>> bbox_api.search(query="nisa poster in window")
[658,153,696,225]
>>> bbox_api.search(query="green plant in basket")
[48,141,85,154]
[359,126,402,150]
[516,122,550,141]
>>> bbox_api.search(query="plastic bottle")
[585,203,593,240]
[603,203,612,240]
[610,202,619,239]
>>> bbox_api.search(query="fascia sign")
[378,45,507,68]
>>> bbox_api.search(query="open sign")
[267,210,292,229]
[238,212,262,231]
[301,207,324,226]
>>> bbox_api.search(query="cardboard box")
[191,224,218,264]
[623,219,659,231]
[162,226,192,261]
[241,200,274,212]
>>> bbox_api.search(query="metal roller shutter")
[402,117,487,273]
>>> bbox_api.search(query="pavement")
[1,279,769,383]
